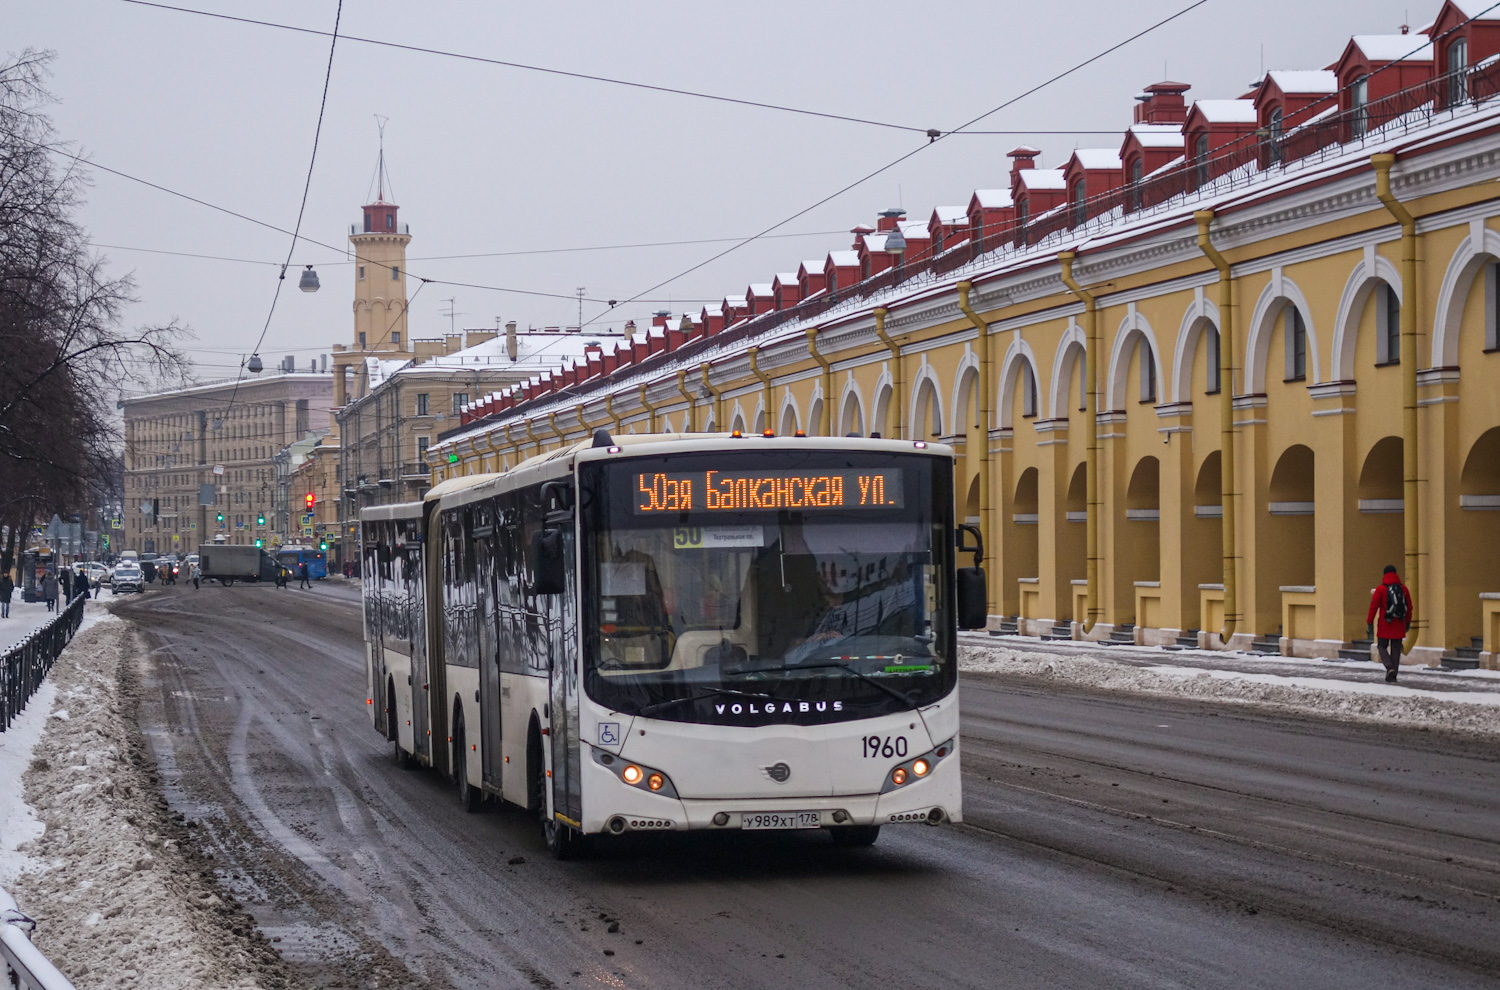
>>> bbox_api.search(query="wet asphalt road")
[115,583,1500,990]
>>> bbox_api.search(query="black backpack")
[1384,583,1408,624]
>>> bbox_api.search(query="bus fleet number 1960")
[863,736,908,759]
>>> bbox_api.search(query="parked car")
[111,561,144,594]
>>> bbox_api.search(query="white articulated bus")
[361,431,987,857]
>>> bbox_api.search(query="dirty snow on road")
[961,642,1500,736]
[7,605,292,990]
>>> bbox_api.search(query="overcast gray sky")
[8,0,1426,387]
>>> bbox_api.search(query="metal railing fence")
[0,593,85,733]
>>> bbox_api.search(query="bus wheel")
[388,680,413,769]
[454,716,481,813]
[831,825,880,848]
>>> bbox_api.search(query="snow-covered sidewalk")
[961,637,1500,737]
[0,598,70,655]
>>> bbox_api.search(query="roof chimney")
[1007,146,1041,185]
[1134,81,1191,125]
[505,320,518,361]
[876,208,906,232]
[651,311,670,329]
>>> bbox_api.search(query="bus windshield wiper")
[626,686,775,718]
[724,661,916,707]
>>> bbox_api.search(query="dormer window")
[1448,37,1469,104]
[1071,177,1087,226]
[1194,133,1210,187]
[1268,106,1284,165]
[1128,158,1144,211]
[1351,75,1370,138]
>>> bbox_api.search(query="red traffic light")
[305,492,316,509]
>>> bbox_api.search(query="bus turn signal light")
[647,773,664,791]
[622,765,644,785]
[891,767,908,786]
[912,759,930,777]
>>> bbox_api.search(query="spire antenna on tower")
[370,114,395,203]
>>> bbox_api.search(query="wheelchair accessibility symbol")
[598,722,620,746]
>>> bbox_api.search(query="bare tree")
[0,49,190,561]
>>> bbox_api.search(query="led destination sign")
[635,469,903,514]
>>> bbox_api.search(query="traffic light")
[318,540,328,551]
[254,538,264,548]
[305,492,316,510]
[216,512,224,523]
[257,513,266,526]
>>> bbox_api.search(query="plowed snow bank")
[10,615,290,990]
[961,644,1500,737]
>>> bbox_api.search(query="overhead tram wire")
[222,0,343,419]
[24,136,624,305]
[579,0,1216,328]
[118,1,1153,142]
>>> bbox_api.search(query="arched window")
[1071,177,1087,226]
[1194,133,1210,187]
[1022,364,1038,418]
[1128,157,1144,211]
[1205,325,1221,394]
[1449,37,1470,104]
[1268,106,1284,165]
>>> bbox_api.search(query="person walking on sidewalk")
[191,561,200,590]
[42,569,58,612]
[0,570,13,618]
[298,561,311,590]
[1367,564,1414,683]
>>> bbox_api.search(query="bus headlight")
[592,749,678,798]
[880,739,955,794]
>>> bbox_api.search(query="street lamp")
[298,265,321,292]
[247,353,264,373]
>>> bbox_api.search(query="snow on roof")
[827,250,859,267]
[1018,168,1067,190]
[1350,34,1433,62]
[1450,0,1500,20]
[723,295,748,307]
[1127,123,1184,148]
[898,219,930,239]
[773,272,799,285]
[972,188,1014,209]
[1192,99,1259,123]
[862,232,889,252]
[702,305,723,316]
[748,283,773,296]
[414,329,606,373]
[1072,148,1124,170]
[800,260,825,274]
[931,205,969,224]
[1008,145,1042,156]
[1266,69,1339,94]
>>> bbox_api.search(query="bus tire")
[453,712,481,813]
[831,825,880,847]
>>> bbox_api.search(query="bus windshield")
[580,449,956,725]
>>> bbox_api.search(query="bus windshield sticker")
[635,469,903,514]
[671,525,764,549]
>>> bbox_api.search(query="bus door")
[403,536,431,763]
[364,524,387,738]
[539,486,582,828]
[474,502,504,789]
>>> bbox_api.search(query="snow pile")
[8,614,290,990]
[961,644,1500,737]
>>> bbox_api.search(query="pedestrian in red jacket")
[1367,564,1413,683]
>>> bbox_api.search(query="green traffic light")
[254,538,263,548]
[319,541,327,551]
[216,512,224,522]
[257,514,266,526]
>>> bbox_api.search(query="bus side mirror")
[529,528,566,596]
[955,524,987,630]
[957,567,988,630]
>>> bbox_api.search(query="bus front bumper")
[582,751,962,835]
